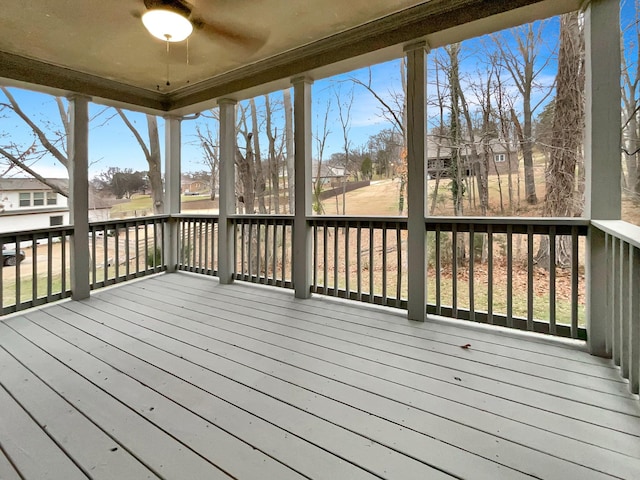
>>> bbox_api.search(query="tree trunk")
[283,89,295,214]
[536,12,584,268]
[264,94,280,214]
[146,115,163,214]
[250,99,267,214]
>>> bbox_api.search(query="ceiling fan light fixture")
[142,9,193,42]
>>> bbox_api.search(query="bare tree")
[446,43,465,216]
[116,109,163,214]
[0,87,70,196]
[621,0,640,201]
[494,22,555,205]
[313,99,332,214]
[250,98,267,213]
[195,120,219,201]
[235,103,256,214]
[537,12,585,268]
[283,89,295,213]
[350,60,407,213]
[334,83,355,214]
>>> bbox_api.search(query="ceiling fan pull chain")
[165,38,171,86]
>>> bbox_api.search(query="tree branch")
[0,145,69,197]
[0,87,68,168]
[115,108,151,160]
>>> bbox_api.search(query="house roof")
[0,178,68,192]
[426,135,513,160]
[0,1,579,114]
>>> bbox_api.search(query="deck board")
[0,272,639,480]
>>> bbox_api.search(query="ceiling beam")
[0,51,167,112]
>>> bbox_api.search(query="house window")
[33,192,44,206]
[19,192,31,207]
[47,192,57,205]
[494,153,506,163]
[50,215,63,226]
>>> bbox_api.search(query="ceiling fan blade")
[192,16,268,54]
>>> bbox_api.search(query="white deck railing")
[4,215,634,354]
[592,220,640,394]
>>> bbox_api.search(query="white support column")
[584,0,621,356]
[68,95,91,300]
[218,98,237,284]
[405,41,428,321]
[164,115,182,272]
[292,76,313,298]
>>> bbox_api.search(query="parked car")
[2,248,26,266]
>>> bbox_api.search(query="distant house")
[181,179,209,195]
[312,164,348,188]
[0,178,69,233]
[426,136,518,178]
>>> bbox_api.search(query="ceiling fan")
[134,0,266,53]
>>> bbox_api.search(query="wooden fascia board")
[0,51,167,112]
[167,0,578,111]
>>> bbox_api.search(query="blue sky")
[0,3,635,180]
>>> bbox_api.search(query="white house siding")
[0,209,70,233]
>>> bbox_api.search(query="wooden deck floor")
[0,273,639,480]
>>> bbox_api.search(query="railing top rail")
[424,216,590,226]
[592,220,640,249]
[309,216,408,223]
[228,214,294,222]
[172,213,220,220]
[89,215,170,227]
[0,225,74,239]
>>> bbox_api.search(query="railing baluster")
[468,225,475,322]
[273,221,278,285]
[487,225,493,324]
[114,225,120,281]
[125,224,130,279]
[630,245,640,394]
[203,219,209,274]
[281,222,287,285]
[61,231,67,295]
[256,220,262,283]
[396,224,402,307]
[506,226,513,328]
[369,222,374,303]
[323,225,328,295]
[571,226,579,339]
[382,224,387,304]
[265,220,269,283]
[48,232,54,299]
[345,225,350,299]
[612,236,621,365]
[240,221,246,280]
[452,225,458,318]
[527,225,534,331]
[15,235,21,309]
[32,235,37,302]
[435,225,441,316]
[312,223,318,291]
[621,241,630,379]
[333,222,339,296]
[549,227,557,335]
[356,224,362,301]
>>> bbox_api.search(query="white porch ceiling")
[0,0,579,113]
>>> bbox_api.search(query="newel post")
[218,98,237,284]
[405,41,429,321]
[292,76,313,298]
[68,94,91,300]
[584,0,621,356]
[164,115,182,272]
